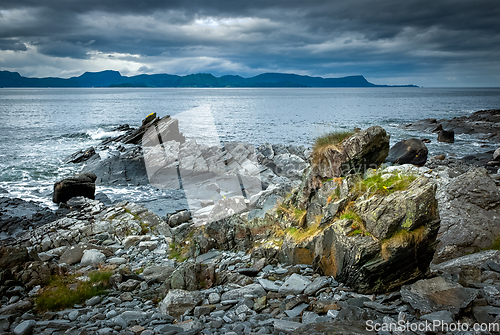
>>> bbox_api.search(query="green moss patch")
[35,270,112,312]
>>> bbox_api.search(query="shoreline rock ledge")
[1,119,500,334]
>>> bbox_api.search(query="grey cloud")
[0,0,498,86]
[0,38,27,51]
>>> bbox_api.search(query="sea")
[1,87,499,215]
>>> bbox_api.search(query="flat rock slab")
[258,278,282,292]
[279,273,311,295]
[274,319,303,333]
[401,277,478,314]
[221,283,266,301]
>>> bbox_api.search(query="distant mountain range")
[0,70,417,88]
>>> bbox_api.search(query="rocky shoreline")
[1,112,500,335]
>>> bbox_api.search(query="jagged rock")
[208,196,248,223]
[194,215,252,254]
[301,126,390,203]
[53,172,97,203]
[0,246,31,269]
[159,289,202,318]
[304,276,330,295]
[64,147,96,164]
[0,198,61,242]
[401,277,478,315]
[142,265,175,284]
[169,261,203,291]
[355,177,438,240]
[437,129,455,143]
[431,250,500,285]
[433,167,500,264]
[386,139,428,166]
[281,177,440,294]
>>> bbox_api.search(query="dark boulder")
[53,172,97,204]
[63,146,96,164]
[437,129,455,143]
[386,139,428,166]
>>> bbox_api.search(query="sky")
[0,0,499,87]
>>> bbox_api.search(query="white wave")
[86,128,125,140]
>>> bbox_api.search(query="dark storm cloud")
[0,0,499,86]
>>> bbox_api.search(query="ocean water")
[1,87,499,213]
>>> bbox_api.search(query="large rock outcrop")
[280,176,440,294]
[301,126,390,204]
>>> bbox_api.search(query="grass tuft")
[354,172,417,197]
[35,270,112,312]
[312,131,355,163]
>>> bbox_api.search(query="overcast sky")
[1,0,499,87]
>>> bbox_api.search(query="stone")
[278,274,312,295]
[86,296,101,306]
[420,310,454,324]
[169,261,202,291]
[356,176,438,240]
[123,235,151,249]
[0,246,30,269]
[437,129,455,143]
[482,285,500,306]
[431,250,500,285]
[281,176,440,294]
[494,147,500,161]
[142,265,175,283]
[285,303,309,318]
[13,320,36,335]
[257,278,281,292]
[60,243,113,265]
[53,172,97,203]
[168,210,191,227]
[386,139,428,166]
[159,289,203,318]
[108,257,127,265]
[119,311,147,326]
[208,293,221,304]
[432,167,500,264]
[221,283,266,301]
[138,241,157,251]
[401,277,478,314]
[0,300,32,315]
[64,146,96,164]
[302,311,320,324]
[274,319,303,332]
[301,126,390,202]
[118,279,141,292]
[304,276,330,295]
[80,249,106,266]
